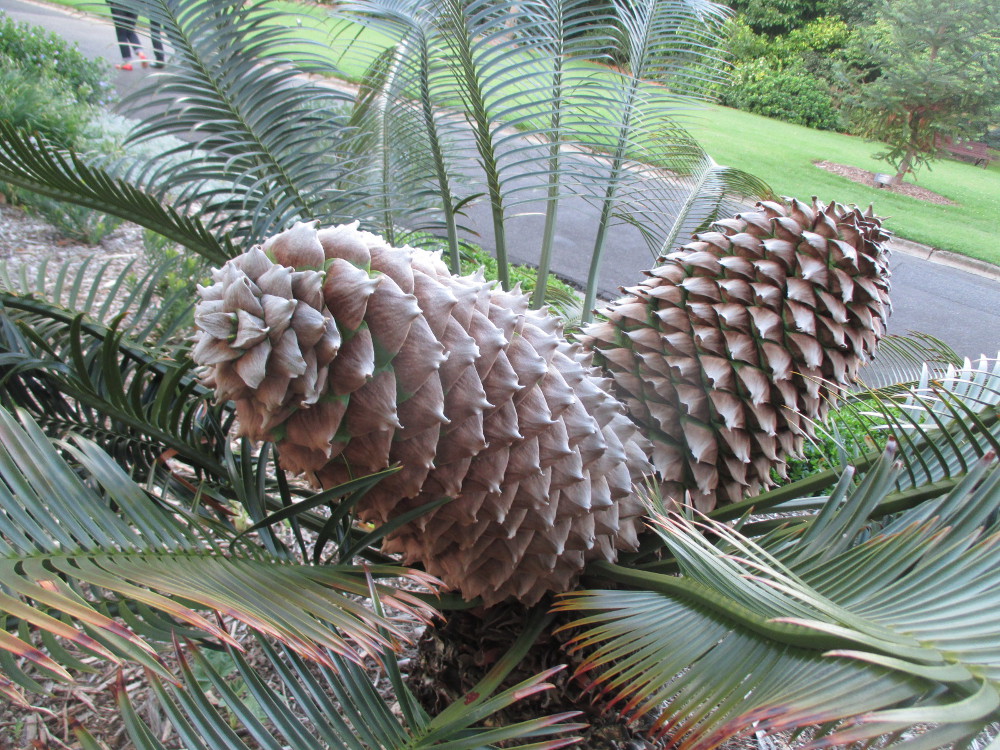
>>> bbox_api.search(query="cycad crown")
[581,197,892,510]
[193,197,892,603]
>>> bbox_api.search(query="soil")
[813,161,957,205]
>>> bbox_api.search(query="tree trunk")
[892,148,916,186]
[893,106,924,186]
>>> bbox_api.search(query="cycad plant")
[1,0,999,746]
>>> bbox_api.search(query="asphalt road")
[3,0,998,361]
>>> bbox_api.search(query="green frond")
[113,626,585,750]
[856,356,1000,495]
[338,0,540,286]
[0,288,232,479]
[347,40,472,252]
[118,0,372,245]
[0,249,201,341]
[658,162,775,253]
[0,121,230,263]
[559,0,762,317]
[0,406,439,704]
[557,451,1000,748]
[334,0,767,307]
[858,332,965,392]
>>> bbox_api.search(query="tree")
[852,0,1000,185]
[1,0,999,746]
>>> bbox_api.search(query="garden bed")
[813,160,957,205]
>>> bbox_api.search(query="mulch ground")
[813,161,957,205]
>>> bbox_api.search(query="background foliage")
[0,14,125,242]
[720,56,841,129]
[0,13,112,107]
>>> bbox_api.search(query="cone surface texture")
[194,222,651,605]
[579,198,892,511]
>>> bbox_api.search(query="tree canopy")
[852,0,1000,184]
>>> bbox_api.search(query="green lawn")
[686,105,1000,266]
[50,0,1000,266]
[64,0,393,72]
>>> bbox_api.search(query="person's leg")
[150,21,164,65]
[121,10,142,58]
[107,2,134,62]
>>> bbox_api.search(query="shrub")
[728,16,851,63]
[721,58,842,130]
[728,0,819,36]
[0,63,110,239]
[0,15,120,241]
[79,110,196,165]
[0,63,92,147]
[0,12,112,106]
[722,17,863,128]
[986,126,1000,150]
[783,16,852,55]
[0,73,112,240]
[456,242,579,303]
[19,198,123,244]
[788,17,863,84]
[725,17,774,62]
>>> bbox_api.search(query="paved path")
[3,0,998,361]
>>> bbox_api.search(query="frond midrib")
[140,0,328,225]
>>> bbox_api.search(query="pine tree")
[852,0,1000,185]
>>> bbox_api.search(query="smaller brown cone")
[581,197,892,511]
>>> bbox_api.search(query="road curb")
[888,237,1000,283]
[14,0,109,22]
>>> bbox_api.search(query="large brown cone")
[193,222,651,606]
[578,197,892,511]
